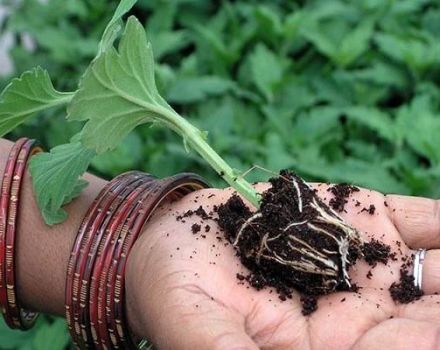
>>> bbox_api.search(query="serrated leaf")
[396,95,440,165]
[344,106,396,142]
[0,67,73,136]
[68,16,172,153]
[29,141,95,225]
[336,19,374,66]
[98,0,138,55]
[249,43,284,102]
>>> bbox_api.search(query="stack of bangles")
[0,138,209,349]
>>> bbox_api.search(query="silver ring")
[413,249,427,289]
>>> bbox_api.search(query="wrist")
[125,200,173,340]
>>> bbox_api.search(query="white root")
[287,235,330,260]
[233,212,262,246]
[291,178,303,213]
[286,241,338,271]
[283,220,308,231]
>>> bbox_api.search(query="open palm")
[127,185,440,350]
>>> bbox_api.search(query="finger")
[397,295,440,324]
[385,194,440,249]
[351,318,440,350]
[422,249,440,294]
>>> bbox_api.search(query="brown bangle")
[0,138,42,330]
[107,174,208,348]
[94,176,155,348]
[66,172,148,348]
[66,171,208,349]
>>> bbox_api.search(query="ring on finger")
[413,248,427,290]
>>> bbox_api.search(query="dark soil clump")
[191,223,201,234]
[327,183,360,212]
[300,295,318,316]
[389,267,423,303]
[217,170,362,304]
[361,204,376,215]
[361,239,391,267]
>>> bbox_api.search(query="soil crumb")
[327,183,360,212]
[361,204,376,215]
[301,295,318,316]
[191,223,201,234]
[361,239,391,267]
[389,267,423,304]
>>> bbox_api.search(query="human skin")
[1,137,438,349]
[125,189,440,349]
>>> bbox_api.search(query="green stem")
[162,108,261,208]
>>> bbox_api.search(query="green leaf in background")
[249,43,284,102]
[167,76,234,104]
[396,95,440,165]
[0,67,73,136]
[91,132,143,176]
[344,106,396,143]
[29,140,95,225]
[68,16,170,153]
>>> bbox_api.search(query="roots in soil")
[218,170,363,295]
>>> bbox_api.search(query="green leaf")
[396,95,440,165]
[336,19,374,66]
[91,132,143,176]
[32,318,70,350]
[249,43,284,102]
[0,67,73,137]
[167,76,234,104]
[68,16,171,153]
[344,106,396,143]
[97,0,138,55]
[29,140,95,225]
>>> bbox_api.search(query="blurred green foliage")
[1,0,440,348]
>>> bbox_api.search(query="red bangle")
[106,174,208,348]
[0,138,42,330]
[66,172,148,348]
[82,174,154,347]
[93,177,155,348]
[66,171,208,349]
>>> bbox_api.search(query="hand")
[126,185,440,350]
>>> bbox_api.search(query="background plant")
[1,0,440,348]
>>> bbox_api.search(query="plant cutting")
[0,0,399,304]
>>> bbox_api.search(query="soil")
[217,170,363,302]
[327,183,360,212]
[389,267,423,303]
[175,170,405,316]
[300,295,318,316]
[191,223,201,234]
[361,239,392,267]
[361,204,376,215]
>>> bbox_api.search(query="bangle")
[0,138,42,330]
[94,176,155,347]
[66,172,151,348]
[66,171,208,349]
[106,174,208,348]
